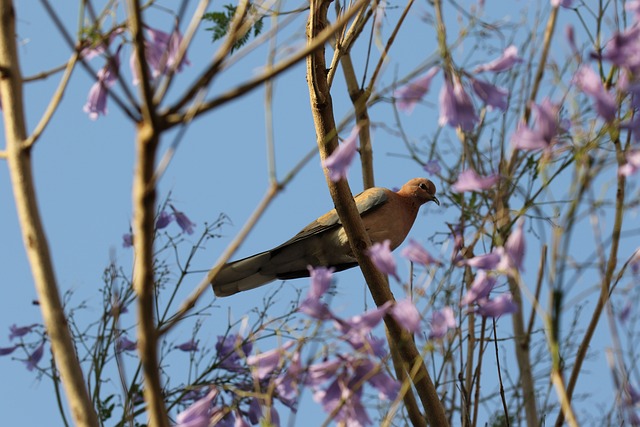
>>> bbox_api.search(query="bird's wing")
[274,187,389,249]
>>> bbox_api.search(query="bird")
[211,178,440,297]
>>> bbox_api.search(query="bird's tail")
[211,251,278,297]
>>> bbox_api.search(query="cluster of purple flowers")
[122,204,196,248]
[0,323,44,371]
[82,24,190,120]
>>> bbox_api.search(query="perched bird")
[211,178,440,297]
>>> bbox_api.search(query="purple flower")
[122,233,133,248]
[353,358,400,400]
[176,339,199,352]
[474,45,523,73]
[551,0,573,7]
[170,205,196,234]
[116,336,137,352]
[423,159,441,175]
[306,359,343,386]
[314,374,372,426]
[475,293,518,317]
[367,240,400,281]
[627,1,640,20]
[9,324,38,341]
[0,345,18,356]
[460,270,496,306]
[299,297,333,320]
[390,299,421,333]
[83,47,120,120]
[573,66,616,121]
[452,169,499,192]
[401,239,441,266]
[566,25,578,55]
[619,300,633,324]
[337,302,392,349]
[25,341,45,371]
[459,251,502,270]
[131,26,190,85]
[471,78,508,111]
[619,150,640,176]
[79,28,125,60]
[215,334,252,371]
[246,341,294,380]
[175,389,218,427]
[307,266,334,299]
[503,219,526,271]
[600,26,640,70]
[156,210,173,229]
[429,307,456,339]
[511,99,560,152]
[630,248,640,275]
[323,125,360,182]
[438,77,478,131]
[394,67,440,113]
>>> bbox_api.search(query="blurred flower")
[499,219,526,272]
[307,266,333,299]
[353,358,400,400]
[175,389,218,427]
[394,67,439,113]
[470,78,508,111]
[314,374,371,426]
[511,99,561,152]
[452,169,499,192]
[83,47,120,120]
[423,159,441,175]
[429,307,456,339]
[600,26,640,70]
[0,345,18,356]
[566,25,578,55]
[390,299,421,333]
[306,359,343,387]
[630,248,640,275]
[439,77,478,131]
[298,297,333,320]
[627,1,640,20]
[246,341,294,380]
[460,270,496,306]
[573,66,616,121]
[460,251,502,269]
[475,293,518,317]
[367,240,400,281]
[79,28,125,60]
[401,239,441,266]
[336,302,392,350]
[176,339,199,352]
[156,210,173,229]
[131,25,190,85]
[551,0,573,7]
[619,150,640,176]
[9,324,38,341]
[116,336,137,352]
[474,45,523,73]
[323,125,360,182]
[215,334,252,371]
[170,204,196,234]
[619,300,633,324]
[25,341,45,371]
[122,233,133,248]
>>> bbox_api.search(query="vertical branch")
[306,1,449,425]
[0,1,99,426]
[126,1,167,426]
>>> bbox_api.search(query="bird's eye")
[419,182,428,191]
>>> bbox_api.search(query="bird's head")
[401,178,440,206]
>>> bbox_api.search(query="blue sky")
[1,1,637,425]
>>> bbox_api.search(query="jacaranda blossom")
[401,239,441,266]
[439,77,478,131]
[423,159,442,175]
[551,0,573,7]
[619,150,640,176]
[600,26,640,70]
[475,293,518,317]
[156,210,172,229]
[460,270,496,306]
[175,389,218,427]
[9,324,38,341]
[390,299,422,333]
[474,45,523,73]
[130,25,190,85]
[122,233,133,248]
[246,341,294,380]
[471,78,508,111]
[511,98,561,152]
[25,341,45,371]
[452,169,499,192]
[176,339,199,352]
[367,240,400,281]
[394,67,440,113]
[573,66,616,121]
[323,125,360,182]
[83,47,120,120]
[429,307,456,339]
[170,204,196,234]
[502,218,526,271]
[116,336,137,352]
[0,345,18,356]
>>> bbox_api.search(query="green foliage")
[203,4,264,53]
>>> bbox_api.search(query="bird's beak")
[432,195,440,206]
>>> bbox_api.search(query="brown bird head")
[398,178,440,206]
